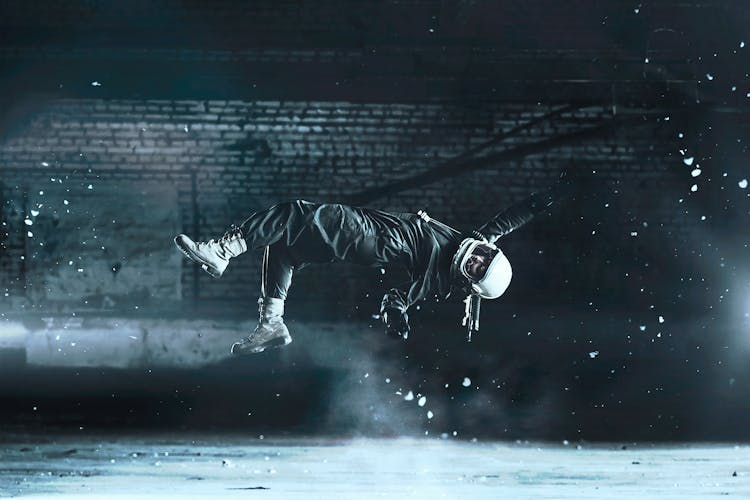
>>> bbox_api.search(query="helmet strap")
[461,293,482,341]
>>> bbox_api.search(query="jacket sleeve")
[476,178,574,243]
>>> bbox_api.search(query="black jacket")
[379,178,574,312]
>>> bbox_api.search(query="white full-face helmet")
[452,237,512,299]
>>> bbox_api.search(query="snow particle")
[706,73,714,81]
[683,157,694,166]
[691,184,698,192]
[659,316,665,323]
[427,411,434,419]
[691,169,702,177]
[739,179,748,189]
[462,377,471,387]
[589,351,599,359]
[404,391,414,401]
[91,81,101,86]
[418,396,427,407]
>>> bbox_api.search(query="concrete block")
[25,321,146,368]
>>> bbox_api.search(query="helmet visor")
[463,243,499,282]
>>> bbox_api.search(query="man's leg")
[231,243,295,355]
[238,199,317,249]
[174,200,316,278]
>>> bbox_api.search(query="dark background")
[1,0,750,442]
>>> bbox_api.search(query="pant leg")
[262,242,294,300]
[244,200,397,300]
[239,200,318,250]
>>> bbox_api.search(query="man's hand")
[382,307,410,340]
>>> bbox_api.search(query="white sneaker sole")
[231,335,292,355]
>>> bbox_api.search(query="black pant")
[239,200,394,300]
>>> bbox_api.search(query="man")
[174,172,577,355]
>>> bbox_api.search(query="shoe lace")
[218,224,243,245]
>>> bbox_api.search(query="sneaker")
[174,226,247,278]
[231,319,292,355]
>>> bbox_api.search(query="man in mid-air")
[175,172,578,355]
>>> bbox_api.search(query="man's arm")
[380,287,411,339]
[477,173,575,243]
[380,277,431,339]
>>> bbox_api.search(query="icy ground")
[0,435,748,499]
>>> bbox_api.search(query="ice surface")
[1,435,748,499]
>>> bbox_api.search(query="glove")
[381,307,410,340]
